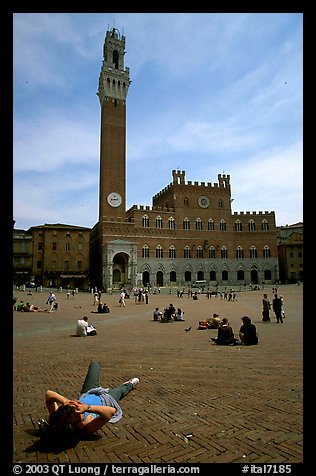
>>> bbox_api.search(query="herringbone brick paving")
[13,285,303,463]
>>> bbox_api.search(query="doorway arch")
[113,252,128,286]
[156,271,163,287]
[251,267,259,284]
[142,271,150,287]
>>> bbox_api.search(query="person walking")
[262,293,271,322]
[47,291,56,313]
[119,290,126,307]
[272,294,283,323]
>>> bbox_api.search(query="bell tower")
[97,28,130,221]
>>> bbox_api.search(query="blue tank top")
[79,394,102,419]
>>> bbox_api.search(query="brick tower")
[97,28,130,221]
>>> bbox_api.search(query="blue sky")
[13,12,303,230]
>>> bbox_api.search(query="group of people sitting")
[91,302,110,314]
[211,315,258,346]
[13,299,48,312]
[153,304,185,322]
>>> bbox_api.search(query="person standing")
[272,294,283,323]
[262,293,271,322]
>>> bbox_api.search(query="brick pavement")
[13,285,303,464]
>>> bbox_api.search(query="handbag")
[86,325,97,336]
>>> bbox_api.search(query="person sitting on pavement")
[163,303,176,321]
[41,360,139,449]
[207,313,221,329]
[239,316,258,345]
[211,318,236,345]
[76,316,89,337]
[153,307,162,320]
[174,308,185,321]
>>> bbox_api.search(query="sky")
[13,12,303,230]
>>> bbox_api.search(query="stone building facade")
[89,28,279,291]
[30,223,90,289]
[277,222,303,283]
[13,227,33,285]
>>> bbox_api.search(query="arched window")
[222,270,228,281]
[170,271,177,282]
[261,219,269,231]
[220,219,226,231]
[208,219,215,231]
[209,246,216,258]
[237,269,245,280]
[183,217,190,230]
[168,217,175,229]
[142,244,149,258]
[236,246,244,259]
[196,246,203,258]
[218,199,223,208]
[221,246,228,259]
[184,197,189,207]
[209,270,216,281]
[184,246,191,258]
[248,219,256,231]
[250,245,257,258]
[142,215,149,227]
[156,216,163,228]
[169,245,176,259]
[196,218,203,231]
[156,245,163,259]
[235,220,242,231]
[263,246,271,258]
[264,269,272,280]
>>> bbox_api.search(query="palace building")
[89,27,279,291]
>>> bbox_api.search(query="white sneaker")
[124,377,139,388]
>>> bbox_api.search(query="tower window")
[142,215,149,227]
[209,246,216,258]
[183,217,190,230]
[113,50,119,69]
[156,216,163,228]
[221,246,228,259]
[261,219,269,231]
[196,218,203,231]
[184,246,191,259]
[142,245,150,258]
[263,246,271,258]
[250,245,257,258]
[235,220,242,231]
[156,245,163,259]
[196,246,203,258]
[219,219,227,231]
[169,246,176,259]
[168,217,175,229]
[248,220,256,231]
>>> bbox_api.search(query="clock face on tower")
[198,195,210,208]
[107,192,122,207]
